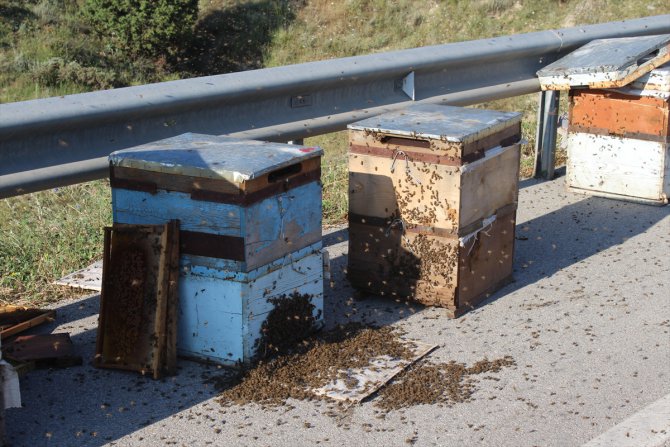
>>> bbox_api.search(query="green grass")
[310,132,349,224]
[1,0,669,304]
[0,181,111,304]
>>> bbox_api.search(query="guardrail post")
[533,90,560,180]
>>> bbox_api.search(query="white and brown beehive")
[347,105,522,317]
[566,63,670,205]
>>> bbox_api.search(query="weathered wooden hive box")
[109,133,324,365]
[567,63,670,205]
[347,105,522,317]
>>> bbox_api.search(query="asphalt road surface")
[5,175,670,447]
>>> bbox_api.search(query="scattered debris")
[95,221,179,379]
[2,333,82,369]
[214,323,514,410]
[217,324,415,406]
[0,306,56,340]
[377,356,516,410]
[313,341,436,403]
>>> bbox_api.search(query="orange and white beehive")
[567,63,670,205]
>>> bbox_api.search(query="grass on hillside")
[0,181,110,304]
[1,0,669,304]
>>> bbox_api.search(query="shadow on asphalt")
[5,294,227,447]
[323,171,669,323]
[6,174,668,446]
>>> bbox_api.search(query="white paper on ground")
[54,260,103,291]
[0,359,21,409]
[312,341,437,402]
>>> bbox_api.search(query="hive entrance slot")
[268,163,302,182]
[638,49,661,66]
[380,136,431,149]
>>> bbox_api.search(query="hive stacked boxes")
[347,105,522,317]
[109,134,324,366]
[566,62,670,205]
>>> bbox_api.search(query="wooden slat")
[569,90,670,141]
[3,333,82,368]
[0,306,56,340]
[179,231,245,261]
[164,220,180,376]
[152,221,173,379]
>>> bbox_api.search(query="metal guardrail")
[1,15,669,198]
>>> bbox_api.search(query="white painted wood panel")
[567,132,668,202]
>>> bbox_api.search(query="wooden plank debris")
[537,34,670,90]
[0,306,55,340]
[312,341,437,402]
[54,260,103,292]
[2,333,82,368]
[94,221,180,379]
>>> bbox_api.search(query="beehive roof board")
[109,133,323,185]
[613,61,670,100]
[347,104,521,144]
[537,34,670,91]
[631,61,670,92]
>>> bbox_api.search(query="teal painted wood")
[110,135,324,365]
[243,251,324,362]
[112,189,242,236]
[112,182,322,271]
[109,133,323,185]
[177,246,323,366]
[177,298,244,364]
[347,104,521,144]
[244,181,322,270]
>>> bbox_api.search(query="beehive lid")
[630,61,670,92]
[347,104,521,145]
[537,34,670,90]
[109,133,322,184]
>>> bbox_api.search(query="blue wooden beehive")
[109,133,324,366]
